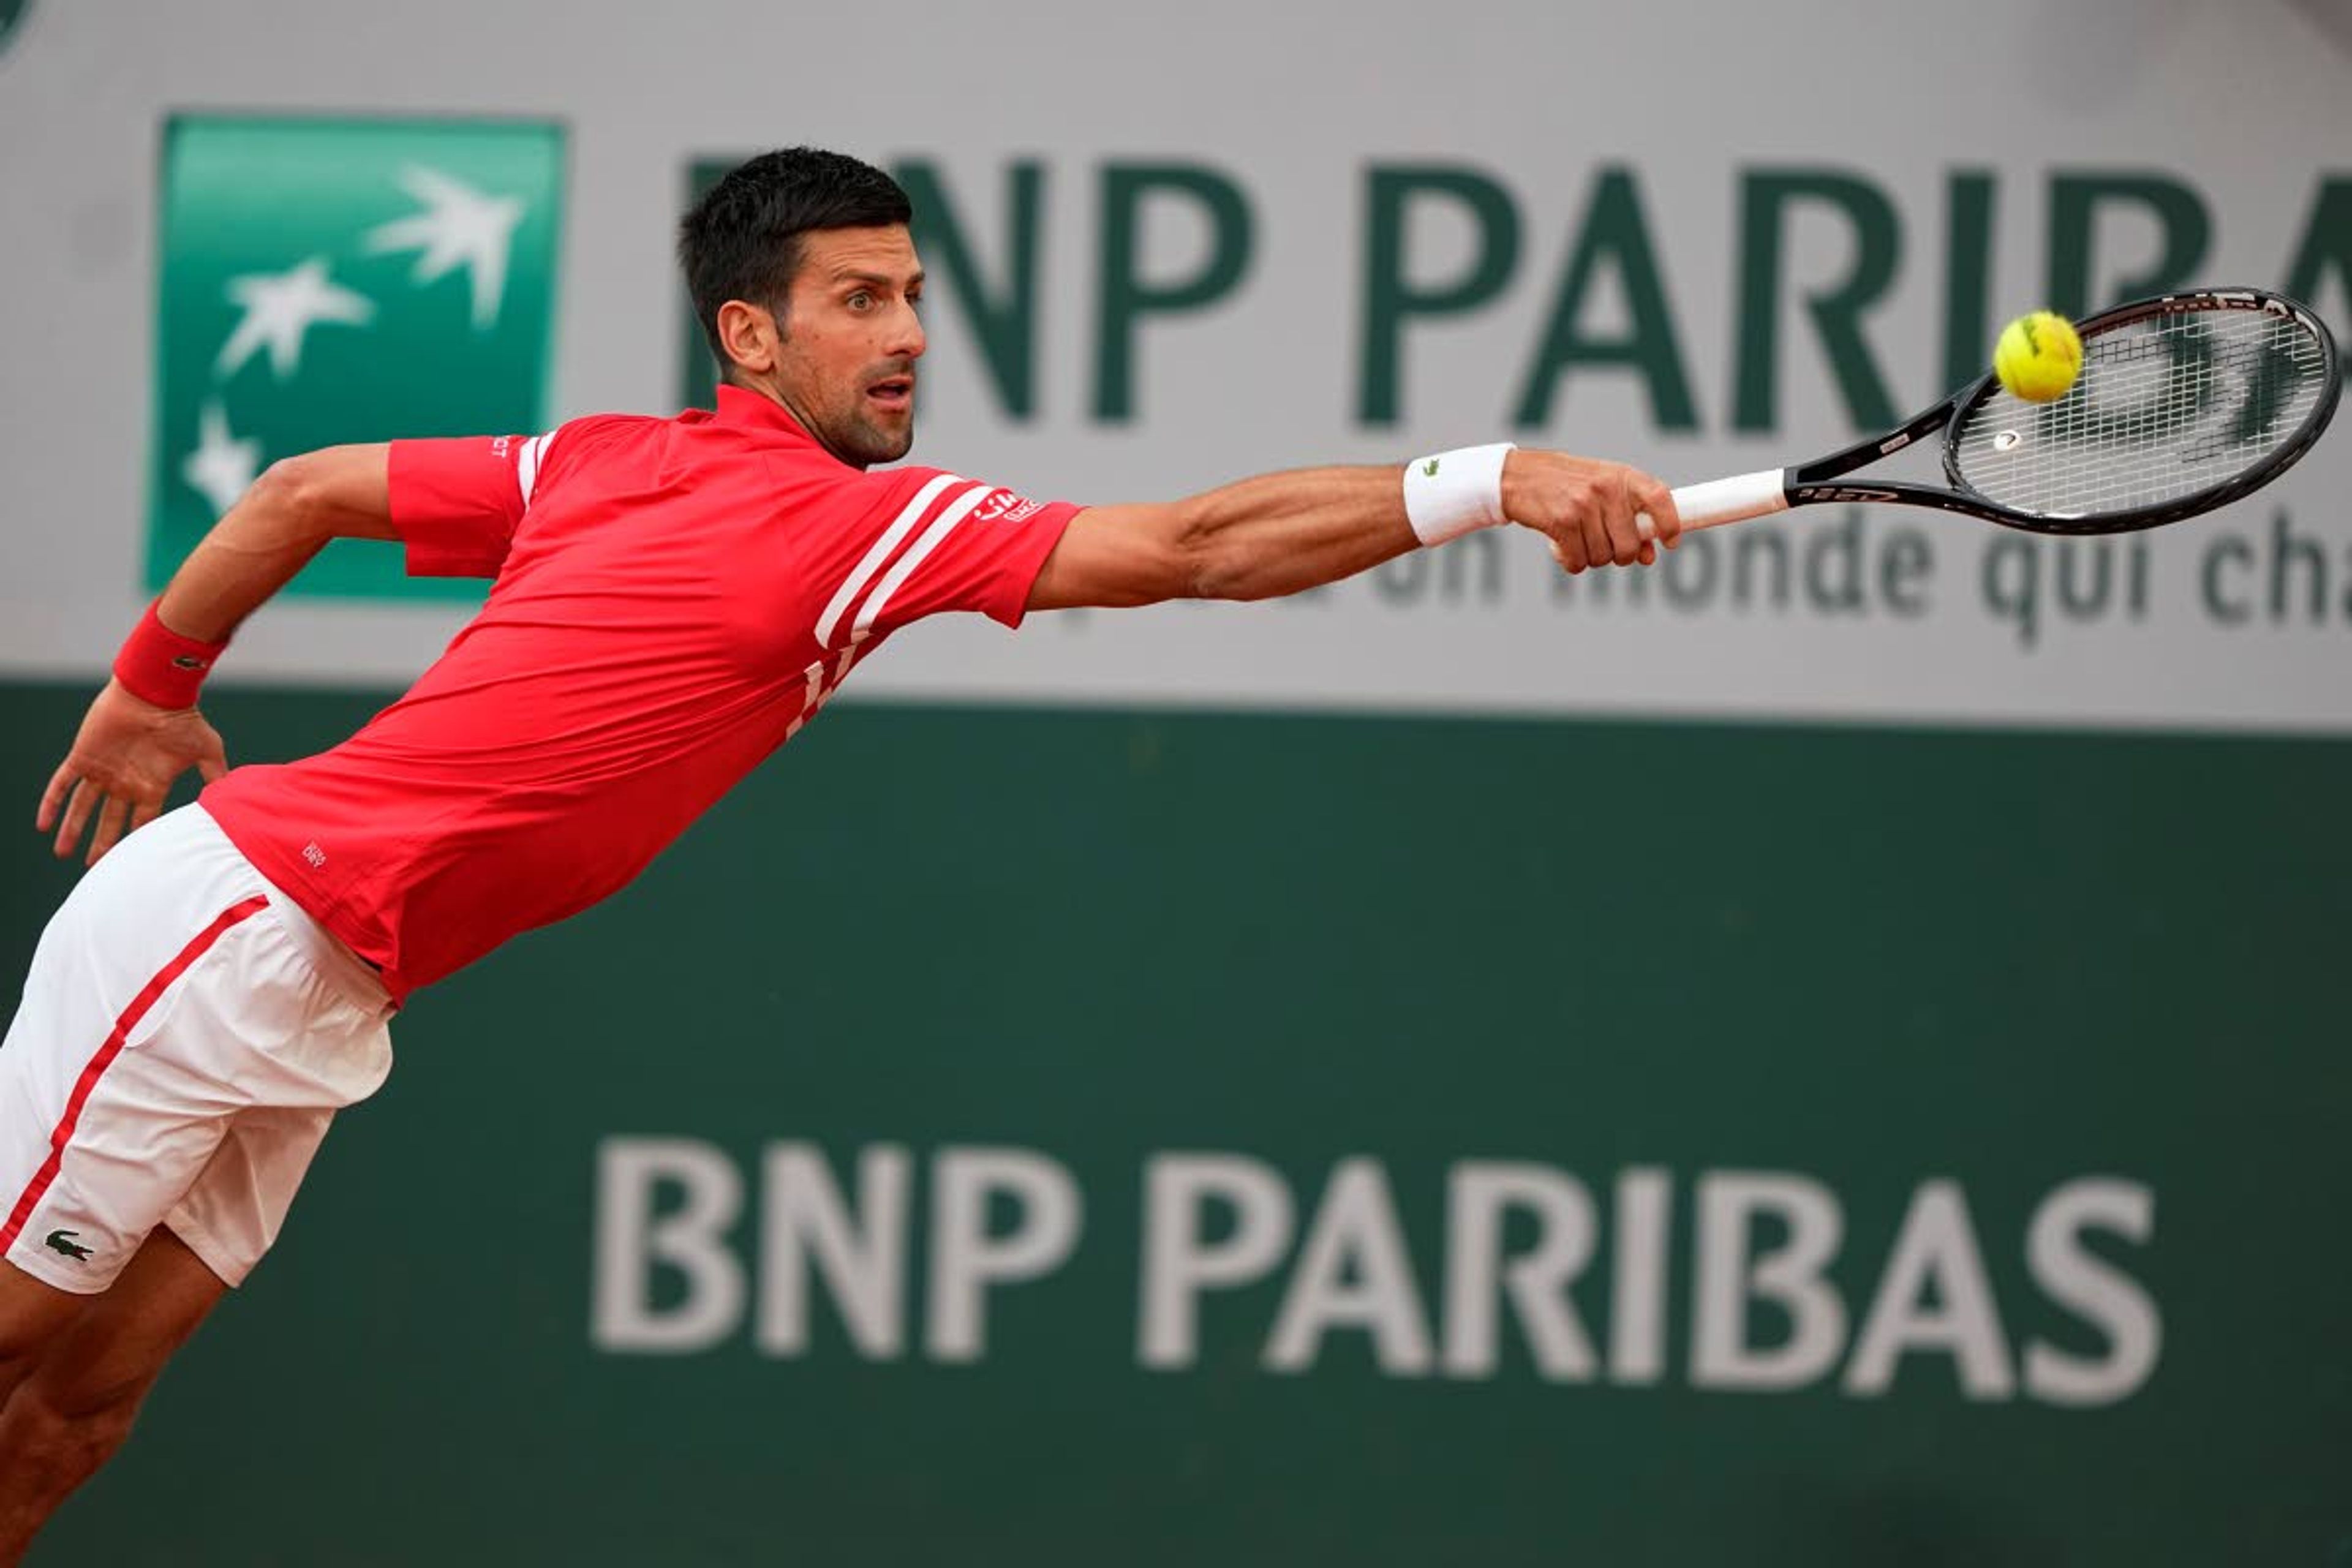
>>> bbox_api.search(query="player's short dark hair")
[677,147,913,367]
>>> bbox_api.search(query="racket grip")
[1635,468,1791,540]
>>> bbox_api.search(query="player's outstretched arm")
[36,444,394,865]
[1028,448,1680,611]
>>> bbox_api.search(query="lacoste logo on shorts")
[44,1229,93,1262]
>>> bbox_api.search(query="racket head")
[1939,288,2341,536]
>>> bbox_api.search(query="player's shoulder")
[862,462,961,499]
[548,410,669,450]
[775,459,948,512]
[859,463,1049,505]
[873,467,1060,527]
[531,410,683,477]
[834,464,1017,528]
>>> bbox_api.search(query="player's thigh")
[2,806,385,1299]
[0,807,259,1296]
[21,1228,227,1417]
[0,991,237,1298]
[164,1102,341,1291]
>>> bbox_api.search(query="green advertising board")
[1,682,2343,1565]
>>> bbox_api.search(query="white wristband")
[1402,443,1515,546]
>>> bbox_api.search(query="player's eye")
[846,290,873,311]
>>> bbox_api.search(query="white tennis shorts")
[0,804,393,1294]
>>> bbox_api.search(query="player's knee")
[21,1353,157,1429]
[5,1371,144,1466]
[0,1329,71,1414]
[0,1349,37,1411]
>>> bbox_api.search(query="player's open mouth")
[866,378,913,411]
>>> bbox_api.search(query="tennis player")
[0,146,1678,1556]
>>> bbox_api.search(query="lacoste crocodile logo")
[44,1229,92,1261]
[1422,459,1441,477]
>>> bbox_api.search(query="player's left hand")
[36,679,229,866]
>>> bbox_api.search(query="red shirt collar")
[711,383,819,443]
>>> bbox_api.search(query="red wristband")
[111,602,228,709]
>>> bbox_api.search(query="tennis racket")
[1640,287,2340,541]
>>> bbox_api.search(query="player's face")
[774,225,927,467]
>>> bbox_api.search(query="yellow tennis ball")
[1995,310,2083,402]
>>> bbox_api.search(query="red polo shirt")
[200,386,1080,1001]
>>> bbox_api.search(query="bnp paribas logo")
[148,116,565,600]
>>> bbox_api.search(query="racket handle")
[1635,468,1791,541]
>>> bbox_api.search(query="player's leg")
[0,987,236,1568]
[0,1232,227,1565]
[0,803,382,1559]
[0,804,392,1559]
[0,1265,86,1412]
[0,1088,371,1563]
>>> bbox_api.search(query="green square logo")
[148,115,567,600]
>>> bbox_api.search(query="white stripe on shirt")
[816,473,965,647]
[516,432,555,507]
[851,484,997,638]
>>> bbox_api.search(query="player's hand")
[36,678,229,867]
[1501,451,1681,573]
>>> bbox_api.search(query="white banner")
[0,0,2346,733]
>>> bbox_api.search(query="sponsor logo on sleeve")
[971,489,1046,525]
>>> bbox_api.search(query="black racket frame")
[1782,287,2341,538]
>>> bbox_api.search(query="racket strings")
[1951,309,2329,519]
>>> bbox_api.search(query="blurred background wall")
[1,2,2347,1561]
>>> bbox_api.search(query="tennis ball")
[1994,310,2083,402]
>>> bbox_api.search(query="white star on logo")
[215,257,375,382]
[182,401,261,518]
[364,165,526,331]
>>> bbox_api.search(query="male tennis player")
[0,146,1678,1556]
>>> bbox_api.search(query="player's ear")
[716,300,778,376]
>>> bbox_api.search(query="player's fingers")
[1605,525,1642,567]
[86,794,131,867]
[129,794,165,837]
[1637,540,1657,567]
[1578,505,1612,575]
[37,760,76,832]
[198,739,228,785]
[1637,475,1682,550]
[1552,526,1591,575]
[1599,514,1640,567]
[51,778,96,861]
[1603,481,1647,567]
